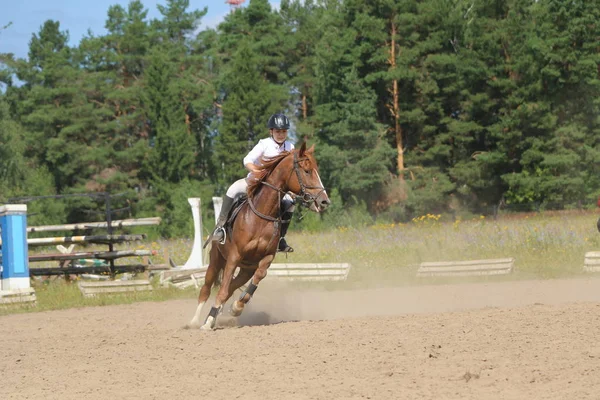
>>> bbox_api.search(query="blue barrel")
[0,204,30,291]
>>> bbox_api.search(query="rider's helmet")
[267,113,290,130]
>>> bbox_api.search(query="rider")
[208,113,296,252]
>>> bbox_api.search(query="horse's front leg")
[201,252,241,331]
[188,246,224,328]
[231,254,274,317]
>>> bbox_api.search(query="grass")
[2,210,599,316]
[283,210,600,287]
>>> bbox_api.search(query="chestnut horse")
[188,142,330,330]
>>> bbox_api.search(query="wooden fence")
[20,217,162,278]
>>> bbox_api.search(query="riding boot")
[278,212,294,253]
[204,195,235,247]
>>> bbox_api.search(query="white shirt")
[243,137,295,168]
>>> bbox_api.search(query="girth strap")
[247,196,292,224]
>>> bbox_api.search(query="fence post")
[212,196,223,225]
[103,192,116,275]
[181,198,204,270]
[0,204,31,290]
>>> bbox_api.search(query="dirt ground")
[2,277,600,400]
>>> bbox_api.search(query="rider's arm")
[245,163,260,173]
[243,140,266,172]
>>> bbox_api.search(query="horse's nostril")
[320,199,331,208]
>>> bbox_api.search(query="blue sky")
[1,0,279,60]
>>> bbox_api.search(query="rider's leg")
[208,178,247,245]
[278,195,295,253]
[211,195,234,244]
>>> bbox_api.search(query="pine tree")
[14,20,86,192]
[418,0,513,211]
[0,94,63,223]
[319,68,395,208]
[495,0,600,208]
[280,0,323,125]
[216,40,287,186]
[142,49,196,185]
[214,0,290,187]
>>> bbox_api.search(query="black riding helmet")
[267,113,290,130]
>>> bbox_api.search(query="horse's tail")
[208,242,225,287]
[216,268,224,287]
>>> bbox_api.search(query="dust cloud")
[235,276,600,327]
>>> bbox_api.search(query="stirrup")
[277,238,294,253]
[215,227,226,245]
[203,227,226,248]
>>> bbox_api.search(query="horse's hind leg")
[188,247,224,328]
[231,255,274,316]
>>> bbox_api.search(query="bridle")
[291,151,327,209]
[247,151,326,223]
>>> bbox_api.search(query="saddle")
[222,195,291,244]
[223,194,248,235]
[205,195,290,251]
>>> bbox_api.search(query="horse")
[188,142,331,330]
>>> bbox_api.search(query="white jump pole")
[0,204,31,290]
[181,198,204,270]
[212,197,223,224]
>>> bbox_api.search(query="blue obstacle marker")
[0,204,31,291]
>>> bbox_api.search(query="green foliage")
[135,178,215,239]
[214,1,290,188]
[142,48,196,184]
[315,65,395,210]
[216,39,286,186]
[293,189,373,232]
[404,167,455,216]
[1,0,600,237]
[0,98,61,224]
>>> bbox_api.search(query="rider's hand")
[245,163,260,173]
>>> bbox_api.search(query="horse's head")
[287,142,331,213]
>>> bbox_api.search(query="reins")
[246,150,326,223]
[292,151,327,208]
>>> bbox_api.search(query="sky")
[0,0,279,60]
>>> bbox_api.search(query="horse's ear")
[307,144,315,153]
[299,141,307,156]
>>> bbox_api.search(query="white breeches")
[225,178,295,213]
[226,178,248,198]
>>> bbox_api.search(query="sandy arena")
[2,277,600,399]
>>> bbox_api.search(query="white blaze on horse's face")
[305,160,330,212]
[312,169,330,213]
[292,143,331,213]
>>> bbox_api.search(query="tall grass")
[300,211,600,285]
[2,210,599,315]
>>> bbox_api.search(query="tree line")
[1,0,599,237]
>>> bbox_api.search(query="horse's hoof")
[200,316,216,331]
[230,301,244,317]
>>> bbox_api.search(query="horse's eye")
[304,169,312,176]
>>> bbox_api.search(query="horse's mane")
[247,150,292,198]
